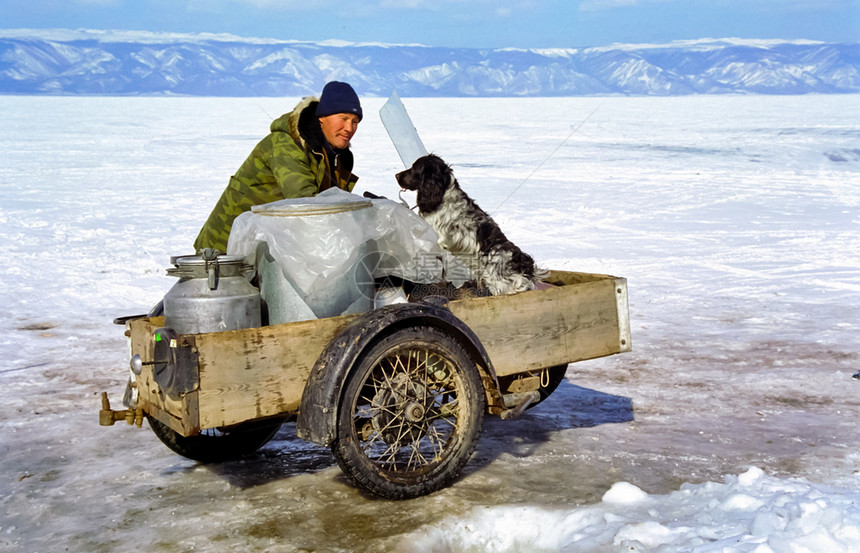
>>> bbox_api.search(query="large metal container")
[163,254,261,334]
[240,192,376,324]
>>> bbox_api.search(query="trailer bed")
[127,270,630,436]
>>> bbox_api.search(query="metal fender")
[296,301,497,446]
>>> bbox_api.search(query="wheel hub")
[405,401,426,422]
[371,373,430,445]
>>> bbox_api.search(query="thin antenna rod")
[256,103,273,120]
[492,104,601,214]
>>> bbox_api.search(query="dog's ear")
[416,156,450,212]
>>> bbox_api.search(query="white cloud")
[579,0,848,10]
[184,0,336,10]
[73,0,123,5]
[379,0,425,7]
[579,0,666,11]
[162,0,545,15]
[377,0,538,11]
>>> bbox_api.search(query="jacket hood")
[270,95,320,150]
[269,95,355,174]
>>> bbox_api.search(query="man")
[193,81,362,253]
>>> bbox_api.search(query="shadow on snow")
[194,380,634,491]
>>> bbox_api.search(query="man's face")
[319,113,360,149]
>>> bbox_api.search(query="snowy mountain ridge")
[1,29,857,96]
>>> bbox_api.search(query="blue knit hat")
[316,81,363,121]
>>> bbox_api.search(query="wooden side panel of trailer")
[191,312,360,429]
[130,270,630,433]
[127,316,201,435]
[449,270,631,377]
[130,313,362,432]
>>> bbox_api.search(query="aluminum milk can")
[163,253,261,334]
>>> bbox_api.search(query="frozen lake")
[1,94,859,552]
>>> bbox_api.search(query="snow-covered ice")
[1,94,858,552]
[404,467,860,552]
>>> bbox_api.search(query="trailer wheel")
[332,326,484,499]
[147,416,285,463]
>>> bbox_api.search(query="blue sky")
[1,0,858,47]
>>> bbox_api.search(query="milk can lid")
[172,254,246,267]
[167,253,251,280]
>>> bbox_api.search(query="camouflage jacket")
[193,96,359,253]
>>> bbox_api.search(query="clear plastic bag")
[227,188,466,321]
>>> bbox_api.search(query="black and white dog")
[396,154,542,296]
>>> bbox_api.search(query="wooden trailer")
[101,269,631,499]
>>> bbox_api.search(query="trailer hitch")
[99,392,144,427]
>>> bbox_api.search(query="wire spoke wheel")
[332,326,484,499]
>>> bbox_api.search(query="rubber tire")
[528,364,569,409]
[331,326,484,499]
[147,416,285,463]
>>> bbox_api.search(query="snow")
[1,28,823,50]
[402,467,860,552]
[0,28,430,48]
[585,37,827,53]
[1,94,859,552]
[4,34,857,96]
[0,27,306,44]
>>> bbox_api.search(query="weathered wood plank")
[193,312,360,428]
[132,270,629,432]
[128,316,199,435]
[449,271,627,376]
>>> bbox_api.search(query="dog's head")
[395,154,453,213]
